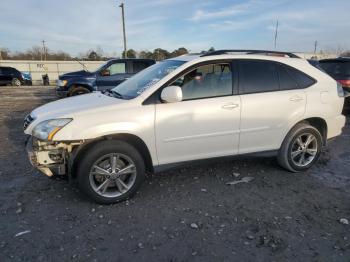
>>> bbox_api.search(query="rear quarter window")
[284,65,316,89]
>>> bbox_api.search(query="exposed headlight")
[57,80,68,86]
[32,119,72,141]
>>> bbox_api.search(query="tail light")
[337,80,350,88]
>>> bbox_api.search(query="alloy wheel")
[290,133,318,167]
[89,153,137,198]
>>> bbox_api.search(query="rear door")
[238,60,307,154]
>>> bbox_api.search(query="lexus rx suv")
[24,50,346,204]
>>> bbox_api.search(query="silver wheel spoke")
[296,137,304,147]
[96,179,110,193]
[291,149,303,159]
[306,148,317,156]
[110,155,118,173]
[93,165,110,176]
[305,135,315,147]
[115,180,124,192]
[118,164,135,175]
[116,178,130,190]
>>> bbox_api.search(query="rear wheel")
[69,86,90,96]
[77,140,146,204]
[278,123,323,172]
[12,78,21,86]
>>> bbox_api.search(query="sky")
[0,0,349,56]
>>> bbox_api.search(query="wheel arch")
[283,117,328,147]
[71,133,154,178]
[68,83,94,95]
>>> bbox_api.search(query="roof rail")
[200,49,300,58]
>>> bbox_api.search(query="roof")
[320,57,350,63]
[170,49,302,63]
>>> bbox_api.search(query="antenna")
[274,20,279,50]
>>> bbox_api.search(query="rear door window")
[239,60,279,94]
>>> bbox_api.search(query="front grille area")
[23,114,34,130]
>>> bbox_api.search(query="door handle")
[289,95,304,102]
[222,103,239,109]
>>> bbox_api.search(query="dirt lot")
[0,86,349,262]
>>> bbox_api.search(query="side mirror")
[161,85,182,103]
[101,69,110,76]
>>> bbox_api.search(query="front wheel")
[69,86,90,96]
[12,78,21,86]
[77,140,146,204]
[278,123,323,172]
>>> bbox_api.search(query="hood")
[29,92,126,124]
[60,70,95,79]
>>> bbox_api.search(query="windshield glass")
[111,60,186,99]
[93,61,109,73]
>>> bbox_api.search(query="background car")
[0,66,24,86]
[319,57,350,109]
[56,58,155,97]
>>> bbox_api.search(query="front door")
[95,61,132,91]
[155,62,241,165]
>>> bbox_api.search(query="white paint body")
[25,54,346,167]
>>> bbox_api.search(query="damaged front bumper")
[25,137,82,177]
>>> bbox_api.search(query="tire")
[69,86,90,96]
[77,140,146,204]
[12,78,21,86]
[277,122,323,172]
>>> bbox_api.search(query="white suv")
[24,50,346,203]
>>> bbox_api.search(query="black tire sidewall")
[12,78,21,86]
[77,140,145,204]
[286,126,323,172]
[70,87,89,96]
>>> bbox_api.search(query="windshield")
[111,60,186,99]
[93,61,109,73]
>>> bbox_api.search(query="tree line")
[0,46,216,61]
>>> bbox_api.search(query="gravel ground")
[0,87,349,262]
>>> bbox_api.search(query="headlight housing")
[57,79,68,86]
[32,119,72,141]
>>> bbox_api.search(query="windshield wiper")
[102,89,125,99]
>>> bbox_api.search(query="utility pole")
[274,20,279,50]
[119,2,127,58]
[314,40,318,54]
[42,40,47,61]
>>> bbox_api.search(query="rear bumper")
[326,115,346,139]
